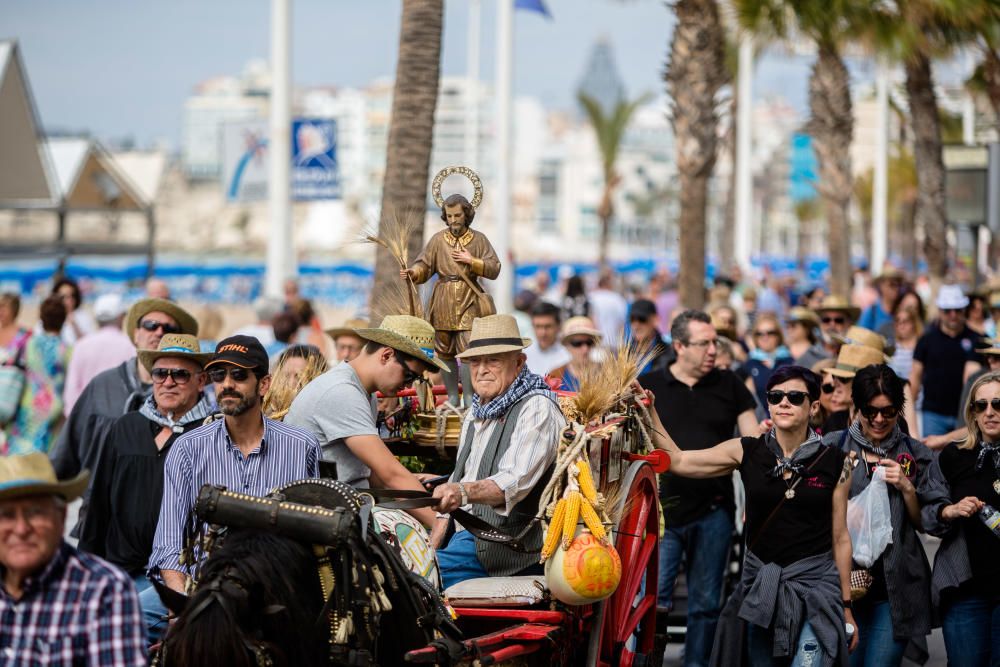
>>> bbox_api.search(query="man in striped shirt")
[142,335,320,642]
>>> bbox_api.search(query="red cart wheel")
[585,460,660,666]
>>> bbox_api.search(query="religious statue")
[400,166,500,407]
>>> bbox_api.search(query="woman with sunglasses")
[549,316,602,391]
[744,313,795,414]
[924,371,1000,666]
[824,364,943,667]
[645,365,856,665]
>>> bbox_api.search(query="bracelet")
[458,483,469,507]
[842,599,853,610]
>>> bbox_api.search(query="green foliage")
[577,91,653,179]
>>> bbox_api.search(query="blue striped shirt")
[147,415,321,576]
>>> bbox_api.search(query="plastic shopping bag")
[846,466,893,567]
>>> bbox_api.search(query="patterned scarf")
[975,441,1000,472]
[848,419,902,459]
[471,365,555,421]
[764,427,824,478]
[138,393,214,433]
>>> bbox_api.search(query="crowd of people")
[1,264,1000,665]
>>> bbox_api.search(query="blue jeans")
[747,620,822,666]
[658,506,733,667]
[942,593,1000,667]
[437,531,490,590]
[921,411,956,438]
[138,579,170,646]
[849,600,906,667]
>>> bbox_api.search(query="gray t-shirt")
[284,363,378,488]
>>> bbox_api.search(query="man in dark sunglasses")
[145,334,322,642]
[80,333,214,620]
[50,297,199,538]
[815,296,859,357]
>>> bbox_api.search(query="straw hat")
[874,266,905,284]
[816,295,860,321]
[138,334,214,372]
[455,314,532,359]
[325,317,369,340]
[786,307,820,329]
[353,315,450,372]
[561,316,602,345]
[978,339,1000,356]
[0,453,89,502]
[124,297,199,343]
[826,344,888,379]
[831,325,893,359]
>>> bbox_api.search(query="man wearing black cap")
[142,335,321,643]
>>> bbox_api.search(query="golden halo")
[431,166,484,209]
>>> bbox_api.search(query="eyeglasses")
[0,503,58,528]
[394,352,423,386]
[754,330,780,338]
[821,316,846,325]
[860,404,900,421]
[151,368,195,384]
[766,390,809,406]
[941,308,964,315]
[821,383,836,394]
[567,339,595,348]
[686,338,717,349]
[973,398,1000,413]
[207,366,252,383]
[139,319,180,334]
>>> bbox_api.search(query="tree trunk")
[370,0,443,317]
[666,0,725,310]
[807,42,853,300]
[982,47,1000,127]
[905,51,949,288]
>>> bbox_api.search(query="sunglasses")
[207,366,252,383]
[860,404,900,421]
[766,390,810,406]
[941,308,964,315]
[821,316,846,325]
[754,330,780,338]
[630,316,650,324]
[140,319,180,334]
[568,339,595,348]
[151,368,195,384]
[821,382,836,394]
[973,398,1000,413]
[394,352,423,386]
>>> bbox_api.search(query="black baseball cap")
[629,299,657,322]
[206,335,269,375]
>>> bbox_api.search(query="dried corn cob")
[541,498,568,561]
[579,497,608,543]
[576,459,598,504]
[562,491,581,550]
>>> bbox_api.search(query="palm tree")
[370,0,444,313]
[666,0,727,309]
[578,91,652,267]
[735,0,868,300]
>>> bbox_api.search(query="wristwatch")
[458,483,469,507]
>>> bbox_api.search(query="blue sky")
[3,0,824,148]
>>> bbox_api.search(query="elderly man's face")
[152,357,205,415]
[468,351,525,402]
[0,496,65,579]
[335,334,364,362]
[133,310,180,350]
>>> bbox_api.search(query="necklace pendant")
[785,488,796,499]
[993,479,1000,495]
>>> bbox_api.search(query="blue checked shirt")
[0,541,146,666]
[147,415,321,577]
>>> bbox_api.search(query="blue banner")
[291,118,340,200]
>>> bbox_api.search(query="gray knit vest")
[453,394,557,576]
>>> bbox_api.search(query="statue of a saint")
[400,168,500,406]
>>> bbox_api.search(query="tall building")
[577,37,626,112]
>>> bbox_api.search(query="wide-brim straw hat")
[560,316,603,345]
[0,453,89,502]
[325,317,369,340]
[816,295,860,321]
[786,307,820,329]
[124,297,199,343]
[827,344,888,379]
[874,266,905,283]
[138,333,214,372]
[455,314,532,359]
[831,325,894,360]
[979,338,1000,356]
[353,315,450,372]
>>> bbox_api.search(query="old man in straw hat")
[286,315,449,527]
[430,314,566,589]
[0,453,146,665]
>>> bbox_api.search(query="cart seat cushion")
[444,575,547,607]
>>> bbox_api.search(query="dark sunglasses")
[941,308,964,315]
[568,339,595,348]
[766,390,809,406]
[754,330,780,338]
[973,398,1000,413]
[140,319,180,334]
[860,404,900,421]
[394,352,423,386]
[630,315,651,324]
[821,316,846,325]
[821,383,836,394]
[207,367,252,383]
[151,368,195,384]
